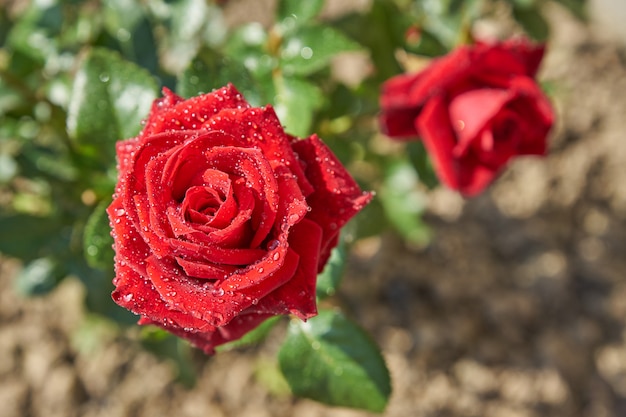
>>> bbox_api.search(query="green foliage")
[0,213,64,260]
[66,48,158,163]
[279,310,391,412]
[14,257,65,296]
[316,237,347,299]
[511,3,550,41]
[178,48,261,104]
[277,0,326,26]
[273,76,323,137]
[410,0,482,49]
[379,158,430,245]
[279,26,361,76]
[84,199,115,270]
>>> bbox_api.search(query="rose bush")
[107,84,371,353]
[380,39,554,196]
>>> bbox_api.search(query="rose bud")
[380,39,554,196]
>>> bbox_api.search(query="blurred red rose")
[380,39,554,196]
[107,84,371,353]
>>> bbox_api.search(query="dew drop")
[212,287,225,297]
[272,252,280,261]
[288,213,300,223]
[267,239,280,251]
[258,267,264,273]
[122,293,133,302]
[115,208,126,216]
[300,47,313,60]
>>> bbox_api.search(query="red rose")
[380,39,554,196]
[107,84,371,353]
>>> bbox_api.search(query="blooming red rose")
[380,39,554,196]
[107,84,371,353]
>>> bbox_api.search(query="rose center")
[182,186,227,224]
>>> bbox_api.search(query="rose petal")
[416,94,463,191]
[111,256,212,332]
[292,134,372,268]
[141,84,250,136]
[249,218,322,319]
[175,256,238,280]
[139,312,275,354]
[147,248,298,326]
[449,88,513,156]
[208,106,315,197]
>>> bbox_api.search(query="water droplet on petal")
[122,293,133,302]
[267,239,280,251]
[115,208,126,216]
[272,252,280,261]
[212,287,225,297]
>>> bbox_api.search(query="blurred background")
[2,0,626,416]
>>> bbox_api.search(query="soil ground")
[2,2,626,417]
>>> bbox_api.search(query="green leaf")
[512,5,550,41]
[279,310,391,412]
[66,48,158,160]
[84,199,115,270]
[103,0,159,73]
[14,257,65,296]
[277,0,325,28]
[0,7,11,47]
[316,237,346,299]
[280,25,361,76]
[223,23,274,78]
[103,0,145,35]
[216,316,282,352]
[273,76,323,137]
[6,0,63,62]
[379,159,430,245]
[0,213,63,260]
[412,0,482,49]
[158,0,225,73]
[178,49,262,105]
[404,27,448,57]
[407,141,439,189]
[508,0,537,8]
